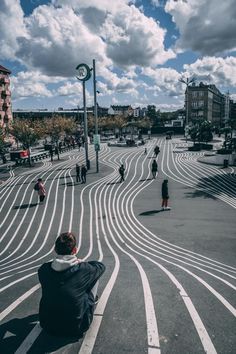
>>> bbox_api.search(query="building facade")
[108,105,133,117]
[186,82,225,127]
[0,65,12,129]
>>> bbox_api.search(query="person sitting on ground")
[38,232,105,338]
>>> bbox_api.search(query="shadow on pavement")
[29,330,80,353]
[184,190,217,200]
[60,182,75,187]
[0,314,39,354]
[186,172,236,199]
[106,181,120,185]
[139,209,163,216]
[139,178,153,181]
[13,203,38,209]
[0,314,80,354]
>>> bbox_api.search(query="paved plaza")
[0,136,235,354]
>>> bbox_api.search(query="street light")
[76,63,92,170]
[93,59,99,173]
[179,77,196,132]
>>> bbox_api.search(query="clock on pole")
[76,63,91,81]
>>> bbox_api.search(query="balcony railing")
[0,77,10,84]
[3,102,11,108]
[4,113,12,120]
[2,90,11,96]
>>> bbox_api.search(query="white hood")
[51,255,79,272]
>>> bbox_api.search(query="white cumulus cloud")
[165,0,236,55]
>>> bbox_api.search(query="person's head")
[163,179,168,184]
[38,178,43,183]
[55,232,77,255]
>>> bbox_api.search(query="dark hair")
[55,232,77,255]
[38,178,42,182]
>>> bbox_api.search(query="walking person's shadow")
[139,209,164,216]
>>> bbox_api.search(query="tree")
[45,116,76,160]
[189,121,213,146]
[10,119,43,166]
[135,117,151,129]
[147,105,157,126]
[111,115,127,136]
[198,121,213,143]
[189,125,198,145]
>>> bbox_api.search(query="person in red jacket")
[35,178,46,203]
[38,232,105,338]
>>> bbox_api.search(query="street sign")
[93,134,100,151]
[94,144,100,151]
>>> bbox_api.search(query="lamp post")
[93,59,99,173]
[76,63,91,170]
[179,77,196,134]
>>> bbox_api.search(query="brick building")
[0,65,12,129]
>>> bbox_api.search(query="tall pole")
[186,79,189,128]
[93,59,99,172]
[83,80,89,169]
[179,76,195,137]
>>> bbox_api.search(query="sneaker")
[165,207,171,210]
[94,295,99,305]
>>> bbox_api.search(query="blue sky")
[1,0,236,111]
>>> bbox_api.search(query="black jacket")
[162,182,169,199]
[38,260,105,337]
[81,166,87,176]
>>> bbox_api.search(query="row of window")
[191,100,204,108]
[191,111,204,117]
[191,91,204,97]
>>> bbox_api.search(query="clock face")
[76,63,91,81]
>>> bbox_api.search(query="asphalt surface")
[0,136,235,354]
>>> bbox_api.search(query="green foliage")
[147,105,158,125]
[45,116,76,143]
[189,121,213,144]
[10,119,42,149]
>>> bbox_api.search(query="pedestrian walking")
[151,159,158,179]
[161,179,171,210]
[144,147,147,155]
[34,178,46,203]
[119,164,125,183]
[75,163,81,183]
[49,146,53,161]
[38,232,105,338]
[154,145,160,157]
[81,164,87,184]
